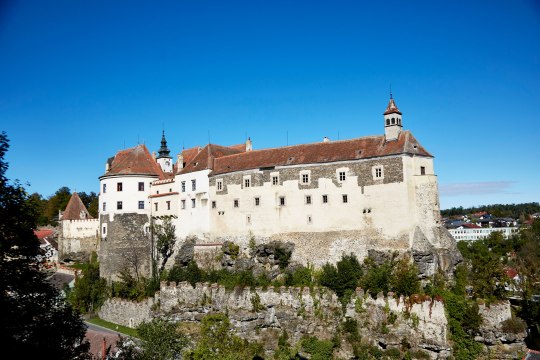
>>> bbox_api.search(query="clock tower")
[156,130,173,173]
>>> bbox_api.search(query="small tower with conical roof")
[383,93,403,141]
[156,130,173,173]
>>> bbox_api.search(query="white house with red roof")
[97,96,460,280]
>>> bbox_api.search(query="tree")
[152,216,177,275]
[136,318,188,360]
[68,252,107,314]
[0,132,90,358]
[390,258,420,297]
[45,186,72,225]
[78,191,99,218]
[189,313,263,359]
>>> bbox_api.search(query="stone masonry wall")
[99,213,152,282]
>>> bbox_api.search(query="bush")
[319,254,362,302]
[501,317,527,334]
[301,336,334,360]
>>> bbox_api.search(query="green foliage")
[360,257,393,297]
[390,258,420,297]
[319,253,362,302]
[111,269,158,301]
[275,246,292,269]
[188,313,263,359]
[68,252,107,314]
[251,293,265,312]
[442,292,483,359]
[152,217,178,275]
[440,202,540,219]
[343,318,360,342]
[136,318,188,360]
[300,336,334,360]
[273,330,298,360]
[0,132,90,358]
[285,265,314,287]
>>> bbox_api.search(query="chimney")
[246,137,252,152]
[323,136,330,143]
[152,151,157,161]
[105,162,110,171]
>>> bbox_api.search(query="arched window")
[386,119,390,125]
[391,118,395,124]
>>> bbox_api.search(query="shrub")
[501,317,527,334]
[301,336,334,360]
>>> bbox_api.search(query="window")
[305,195,312,205]
[212,201,216,209]
[246,215,251,225]
[217,180,223,191]
[191,199,196,208]
[386,119,390,126]
[154,203,158,211]
[391,118,395,124]
[102,202,106,211]
[375,167,383,178]
[420,166,426,175]
[102,226,107,235]
[166,201,171,210]
[244,178,250,188]
[302,174,309,184]
[117,201,123,210]
[191,179,196,191]
[339,171,346,181]
[181,181,186,192]
[138,182,144,191]
[181,200,186,209]
[103,183,107,193]
[255,197,260,206]
[322,195,328,204]
[342,194,348,203]
[234,199,239,208]
[279,196,286,206]
[117,182,123,191]
[138,201,144,209]
[307,215,312,224]
[272,176,279,185]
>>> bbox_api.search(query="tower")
[156,130,173,173]
[384,93,403,141]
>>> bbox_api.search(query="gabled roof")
[61,192,93,220]
[101,144,163,178]
[211,130,431,176]
[179,144,246,175]
[384,98,402,115]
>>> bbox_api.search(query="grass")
[87,316,139,338]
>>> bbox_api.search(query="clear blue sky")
[1,0,539,210]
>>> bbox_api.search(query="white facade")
[173,169,211,237]
[448,227,518,242]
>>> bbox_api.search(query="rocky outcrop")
[475,301,527,358]
[100,282,451,359]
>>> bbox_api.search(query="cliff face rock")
[100,283,451,359]
[475,301,527,359]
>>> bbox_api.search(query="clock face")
[165,160,170,166]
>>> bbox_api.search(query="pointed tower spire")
[156,131,173,173]
[383,94,403,141]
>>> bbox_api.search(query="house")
[97,96,460,281]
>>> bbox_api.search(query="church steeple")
[383,93,403,141]
[157,130,171,159]
[156,131,173,173]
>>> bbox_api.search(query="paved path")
[84,322,124,358]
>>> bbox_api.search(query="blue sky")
[1,0,539,210]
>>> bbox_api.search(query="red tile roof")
[181,146,202,168]
[61,192,93,220]
[179,144,246,175]
[101,144,163,178]
[462,223,481,229]
[384,98,402,115]
[211,130,431,176]
[34,229,55,240]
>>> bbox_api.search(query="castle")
[60,96,459,280]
